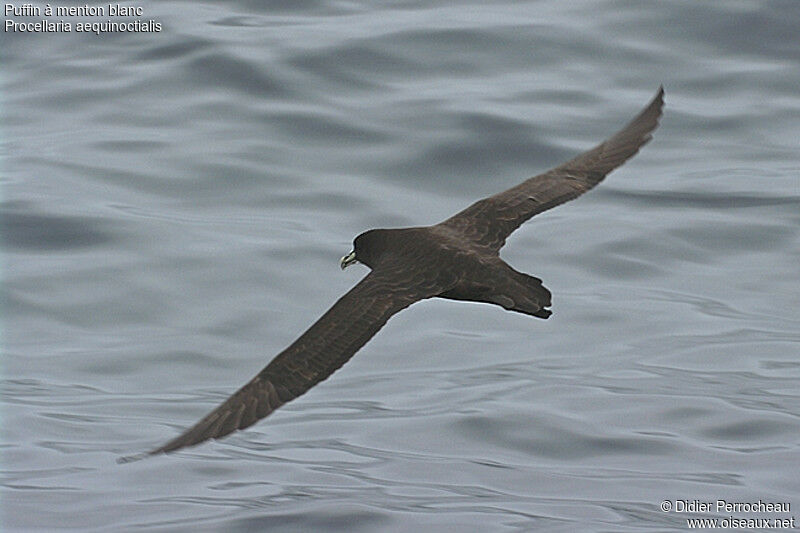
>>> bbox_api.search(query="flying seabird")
[139,87,664,458]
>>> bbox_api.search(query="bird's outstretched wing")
[146,269,435,456]
[440,87,664,251]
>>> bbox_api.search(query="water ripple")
[4,0,799,530]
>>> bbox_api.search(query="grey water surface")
[2,1,799,531]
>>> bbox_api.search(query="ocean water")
[2,0,799,531]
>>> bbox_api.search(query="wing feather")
[440,87,664,250]
[148,270,430,455]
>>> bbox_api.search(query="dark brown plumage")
[140,87,664,458]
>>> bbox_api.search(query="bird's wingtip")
[117,445,170,464]
[655,85,665,106]
[117,452,151,464]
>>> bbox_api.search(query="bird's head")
[340,229,389,270]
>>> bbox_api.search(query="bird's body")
[137,87,664,459]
